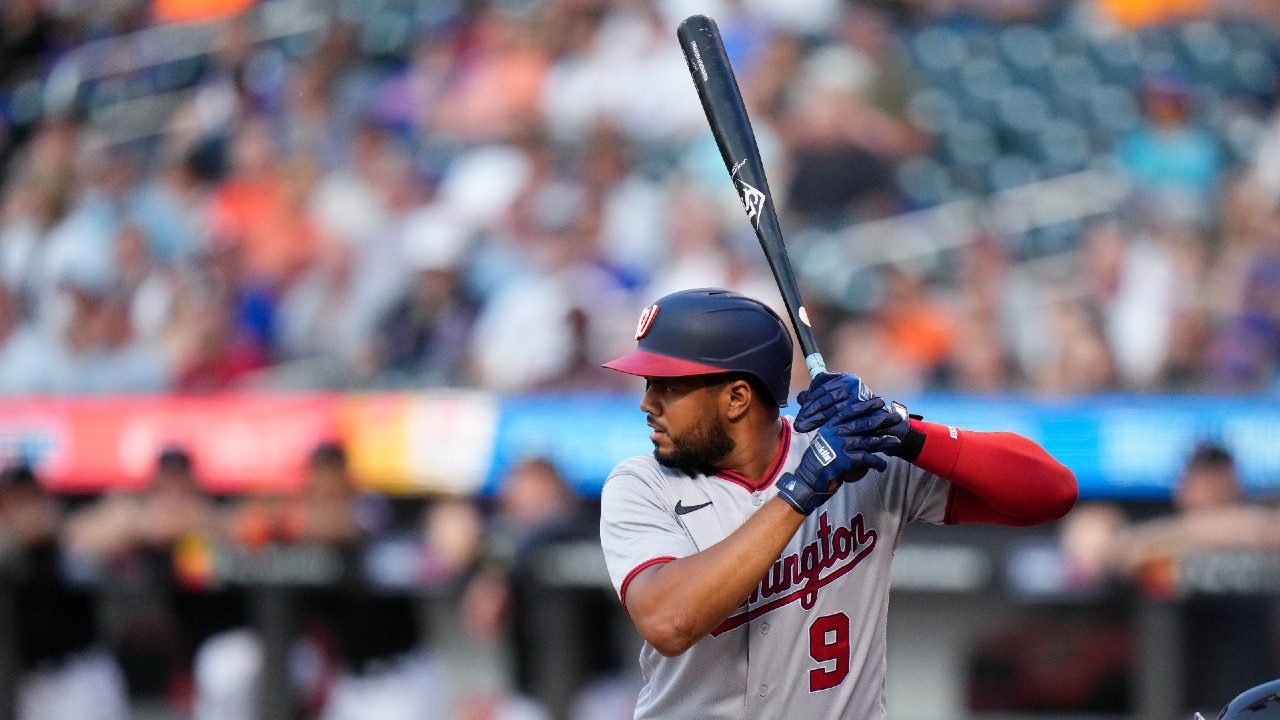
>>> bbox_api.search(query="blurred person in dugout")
[64,446,246,712]
[464,457,631,719]
[0,463,129,720]
[1062,442,1280,713]
[199,441,443,720]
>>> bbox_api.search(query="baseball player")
[599,288,1077,719]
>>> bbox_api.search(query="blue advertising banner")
[3,393,1275,499]
[488,393,1280,500]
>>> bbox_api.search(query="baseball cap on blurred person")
[1138,70,1192,123]
[152,446,200,492]
[0,464,39,495]
[436,146,533,231]
[156,447,194,474]
[402,205,471,273]
[307,440,347,469]
[1175,442,1240,514]
[799,45,874,97]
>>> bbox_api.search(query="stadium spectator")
[1032,285,1117,394]
[1095,0,1209,28]
[0,1,1277,398]
[364,204,477,388]
[169,293,271,392]
[1098,444,1280,577]
[0,463,129,720]
[292,442,443,720]
[1061,442,1280,714]
[125,149,215,268]
[1115,73,1224,225]
[1208,248,1280,391]
[539,2,700,144]
[780,45,904,227]
[0,285,46,394]
[463,457,627,718]
[200,441,441,720]
[62,446,244,712]
[1080,217,1208,390]
[434,8,551,144]
[0,2,51,184]
[206,115,319,290]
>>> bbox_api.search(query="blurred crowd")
[0,0,1279,399]
[0,443,625,720]
[1060,441,1280,714]
[4,3,1280,719]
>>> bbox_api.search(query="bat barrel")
[678,14,827,379]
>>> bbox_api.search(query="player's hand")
[794,372,874,432]
[795,372,910,452]
[832,399,910,447]
[776,407,893,516]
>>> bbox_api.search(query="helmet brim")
[602,349,732,379]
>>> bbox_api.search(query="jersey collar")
[713,418,791,492]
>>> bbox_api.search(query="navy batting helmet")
[1200,678,1280,720]
[603,288,794,406]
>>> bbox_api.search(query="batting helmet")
[1201,678,1280,720]
[603,288,794,406]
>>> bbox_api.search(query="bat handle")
[805,353,827,379]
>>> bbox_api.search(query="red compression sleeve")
[908,420,1077,526]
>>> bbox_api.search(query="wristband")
[887,404,926,462]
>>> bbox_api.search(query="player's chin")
[651,442,677,466]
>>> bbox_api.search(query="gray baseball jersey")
[600,418,952,720]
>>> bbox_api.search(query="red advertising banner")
[0,393,499,494]
[0,395,340,493]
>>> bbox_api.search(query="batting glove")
[794,372,874,432]
[795,372,915,457]
[776,407,895,516]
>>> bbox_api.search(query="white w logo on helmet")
[635,304,659,340]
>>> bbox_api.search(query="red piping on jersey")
[713,418,791,492]
[709,541,876,636]
[620,556,675,609]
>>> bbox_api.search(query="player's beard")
[653,410,735,475]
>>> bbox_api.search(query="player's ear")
[722,378,753,421]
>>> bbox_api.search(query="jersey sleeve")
[875,456,952,526]
[906,420,1077,526]
[599,461,700,607]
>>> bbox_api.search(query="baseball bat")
[676,14,827,379]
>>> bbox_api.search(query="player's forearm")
[908,420,1077,525]
[1116,508,1280,567]
[624,498,804,656]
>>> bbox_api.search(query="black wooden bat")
[677,14,827,378]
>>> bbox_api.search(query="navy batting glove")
[833,399,910,442]
[833,397,928,461]
[794,372,874,432]
[776,419,889,516]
